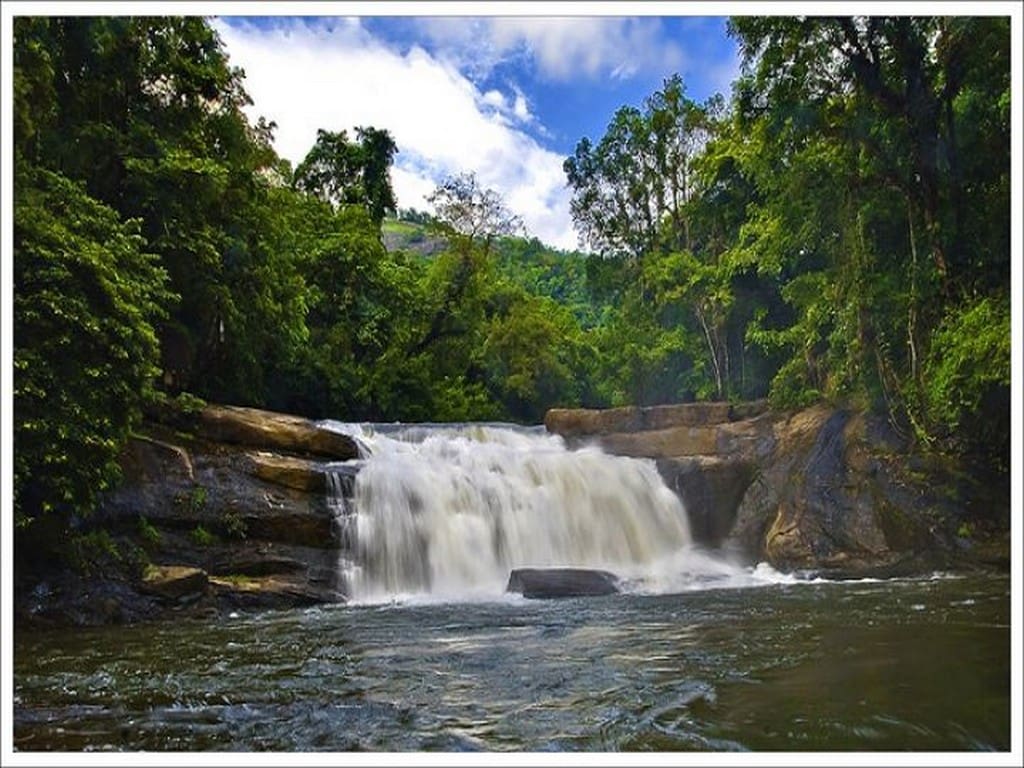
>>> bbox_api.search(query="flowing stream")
[12,423,1012,752]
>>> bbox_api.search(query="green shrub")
[65,529,120,576]
[189,485,208,512]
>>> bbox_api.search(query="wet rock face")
[544,401,768,443]
[248,452,327,492]
[736,409,1007,577]
[727,410,894,572]
[656,457,755,548]
[101,444,338,550]
[506,568,620,599]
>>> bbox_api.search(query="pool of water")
[13,572,1010,752]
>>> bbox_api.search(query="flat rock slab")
[140,564,208,601]
[208,574,338,609]
[506,567,620,599]
[248,452,326,492]
[199,405,358,460]
[545,401,769,438]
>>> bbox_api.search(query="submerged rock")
[506,567,620,599]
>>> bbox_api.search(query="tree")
[293,126,398,227]
[14,164,172,530]
[728,16,1010,447]
[426,171,522,253]
[357,126,400,227]
[482,292,586,422]
[13,17,305,405]
[410,174,522,357]
[564,75,716,260]
[564,76,749,403]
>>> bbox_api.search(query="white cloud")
[213,18,578,250]
[512,88,531,121]
[417,16,686,83]
[482,89,507,110]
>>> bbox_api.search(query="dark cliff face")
[545,402,1010,578]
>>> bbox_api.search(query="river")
[12,423,1012,752]
[13,573,1010,751]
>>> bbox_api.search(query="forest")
[12,17,1010,555]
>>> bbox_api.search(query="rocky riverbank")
[15,400,1009,627]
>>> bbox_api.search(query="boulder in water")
[506,567,620,599]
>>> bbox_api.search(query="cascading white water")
[321,422,733,602]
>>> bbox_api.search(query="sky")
[213,13,742,250]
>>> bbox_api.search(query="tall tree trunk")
[696,304,723,400]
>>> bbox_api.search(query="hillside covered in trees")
[12,16,1010,567]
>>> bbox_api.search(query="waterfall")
[321,422,719,602]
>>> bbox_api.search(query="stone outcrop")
[40,403,362,625]
[545,401,766,440]
[656,456,756,547]
[546,401,1009,577]
[728,407,1009,577]
[198,404,358,460]
[20,397,1008,627]
[506,567,621,599]
[100,441,340,550]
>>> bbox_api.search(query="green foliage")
[293,127,398,226]
[137,515,162,547]
[12,13,1009,581]
[564,75,717,260]
[427,172,523,250]
[189,525,216,547]
[920,296,1010,452]
[14,164,172,528]
[13,16,305,407]
[65,529,133,577]
[725,16,1009,435]
[189,485,207,513]
[170,391,207,415]
[483,294,585,422]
